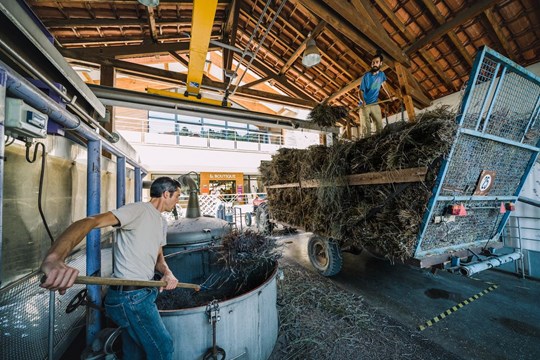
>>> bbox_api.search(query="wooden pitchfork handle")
[74,276,201,291]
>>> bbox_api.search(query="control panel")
[5,97,48,139]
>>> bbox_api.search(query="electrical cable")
[25,142,55,244]
[5,135,16,147]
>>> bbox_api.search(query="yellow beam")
[186,0,219,96]
[147,88,231,107]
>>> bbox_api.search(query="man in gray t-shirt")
[40,177,181,360]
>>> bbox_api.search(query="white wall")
[132,143,272,174]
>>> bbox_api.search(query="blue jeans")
[104,287,173,360]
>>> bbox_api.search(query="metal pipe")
[209,40,253,58]
[459,252,522,277]
[518,196,540,208]
[90,84,336,133]
[178,174,201,218]
[0,70,5,284]
[117,157,126,208]
[135,167,142,202]
[86,140,102,345]
[48,291,55,360]
[0,37,118,142]
[517,218,526,279]
[0,58,146,171]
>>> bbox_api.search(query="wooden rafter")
[406,0,499,58]
[62,50,317,108]
[324,0,408,66]
[168,51,189,67]
[222,0,240,78]
[483,8,514,60]
[373,0,457,92]
[63,41,207,59]
[291,0,407,66]
[324,77,362,104]
[146,6,158,43]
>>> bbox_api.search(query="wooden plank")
[267,167,428,189]
[395,63,416,120]
[324,77,362,104]
[406,0,498,56]
[268,183,301,189]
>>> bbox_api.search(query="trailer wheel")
[308,235,342,277]
[245,212,252,227]
[255,202,273,234]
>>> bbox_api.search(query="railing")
[502,215,540,277]
[164,193,266,221]
[115,116,284,152]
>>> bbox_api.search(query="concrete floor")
[278,231,540,360]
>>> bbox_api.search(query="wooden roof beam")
[406,0,499,57]
[62,41,217,59]
[292,0,408,67]
[324,77,362,104]
[373,0,457,92]
[483,8,514,60]
[62,50,317,108]
[146,6,159,43]
[44,18,193,27]
[222,0,240,78]
[318,0,410,66]
[168,51,189,67]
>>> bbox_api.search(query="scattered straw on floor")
[269,261,460,360]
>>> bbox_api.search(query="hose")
[25,142,54,243]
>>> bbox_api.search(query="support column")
[99,65,115,135]
[86,140,102,345]
[116,157,126,208]
[0,70,6,284]
[134,167,142,202]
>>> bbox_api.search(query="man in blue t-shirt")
[359,53,391,136]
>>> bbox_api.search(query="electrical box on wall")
[5,97,48,139]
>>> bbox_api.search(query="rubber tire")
[307,235,343,277]
[245,212,252,227]
[255,202,273,234]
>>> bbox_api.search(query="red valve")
[505,202,515,211]
[449,204,467,216]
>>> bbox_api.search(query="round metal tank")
[158,250,278,360]
[166,216,230,248]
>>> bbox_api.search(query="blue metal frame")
[0,70,5,286]
[0,59,147,346]
[481,66,507,133]
[135,167,142,202]
[414,46,540,259]
[475,62,500,131]
[86,140,102,344]
[117,157,126,208]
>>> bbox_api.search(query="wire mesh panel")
[416,47,540,259]
[0,249,112,360]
